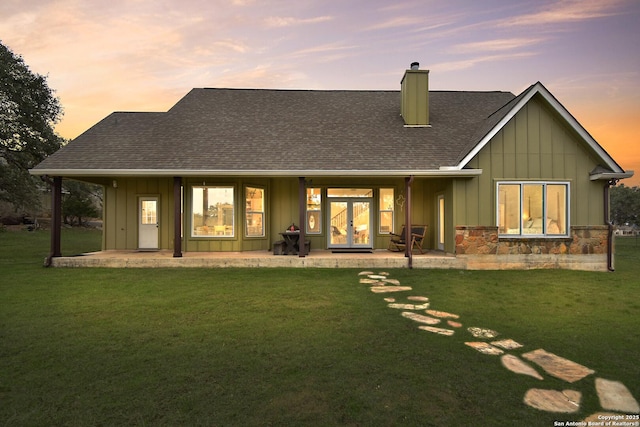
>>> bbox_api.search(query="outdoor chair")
[388,225,428,253]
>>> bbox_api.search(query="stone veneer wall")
[455,225,610,257]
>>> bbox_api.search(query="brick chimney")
[400,62,430,126]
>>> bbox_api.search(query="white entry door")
[328,198,373,249]
[139,197,159,249]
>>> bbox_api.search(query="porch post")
[298,177,306,257]
[405,175,414,268]
[49,176,63,263]
[173,176,182,258]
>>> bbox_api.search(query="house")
[30,63,633,270]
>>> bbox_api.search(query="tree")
[610,184,640,226]
[0,41,63,213]
[62,181,102,226]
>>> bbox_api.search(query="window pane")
[379,188,394,234]
[327,188,373,197]
[306,188,322,234]
[546,184,567,234]
[246,187,264,237]
[192,186,234,237]
[498,184,521,234]
[523,184,543,234]
[306,188,321,210]
[141,200,157,225]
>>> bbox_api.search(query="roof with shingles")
[32,88,519,174]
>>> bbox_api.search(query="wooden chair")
[388,225,428,253]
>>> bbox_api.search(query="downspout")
[604,178,619,272]
[405,175,414,269]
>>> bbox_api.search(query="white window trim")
[496,181,570,238]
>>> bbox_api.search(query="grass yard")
[1,229,639,426]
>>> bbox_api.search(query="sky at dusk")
[2,0,639,185]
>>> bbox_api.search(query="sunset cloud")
[451,38,546,54]
[433,52,537,72]
[497,0,625,27]
[361,16,426,31]
[264,15,333,28]
[1,0,637,184]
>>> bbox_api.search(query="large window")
[379,188,394,234]
[497,182,568,237]
[192,186,234,237]
[245,187,265,237]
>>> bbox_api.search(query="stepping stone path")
[358,271,640,419]
[524,389,581,413]
[501,355,544,380]
[388,302,430,310]
[595,378,640,413]
[418,326,455,336]
[425,310,459,319]
[522,349,595,383]
[401,311,441,325]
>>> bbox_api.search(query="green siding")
[103,177,175,250]
[456,95,605,229]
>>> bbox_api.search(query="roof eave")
[589,170,635,181]
[29,168,483,178]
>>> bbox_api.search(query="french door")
[328,198,373,249]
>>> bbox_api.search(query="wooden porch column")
[298,177,306,257]
[49,176,63,263]
[405,175,414,268]
[173,176,182,258]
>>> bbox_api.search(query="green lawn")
[1,229,639,426]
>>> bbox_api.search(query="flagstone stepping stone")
[388,303,430,310]
[418,326,455,336]
[383,297,395,302]
[360,278,381,284]
[368,274,388,279]
[465,342,504,355]
[595,378,640,413]
[407,296,429,302]
[522,349,594,383]
[358,271,375,276]
[447,320,462,328]
[491,339,523,350]
[382,278,401,285]
[370,286,412,293]
[467,327,499,339]
[426,310,459,319]
[401,311,441,325]
[501,355,543,380]
[523,389,581,413]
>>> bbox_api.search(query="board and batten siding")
[453,95,605,229]
[103,177,176,251]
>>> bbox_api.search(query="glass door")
[328,199,372,249]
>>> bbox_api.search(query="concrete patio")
[47,249,464,269]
